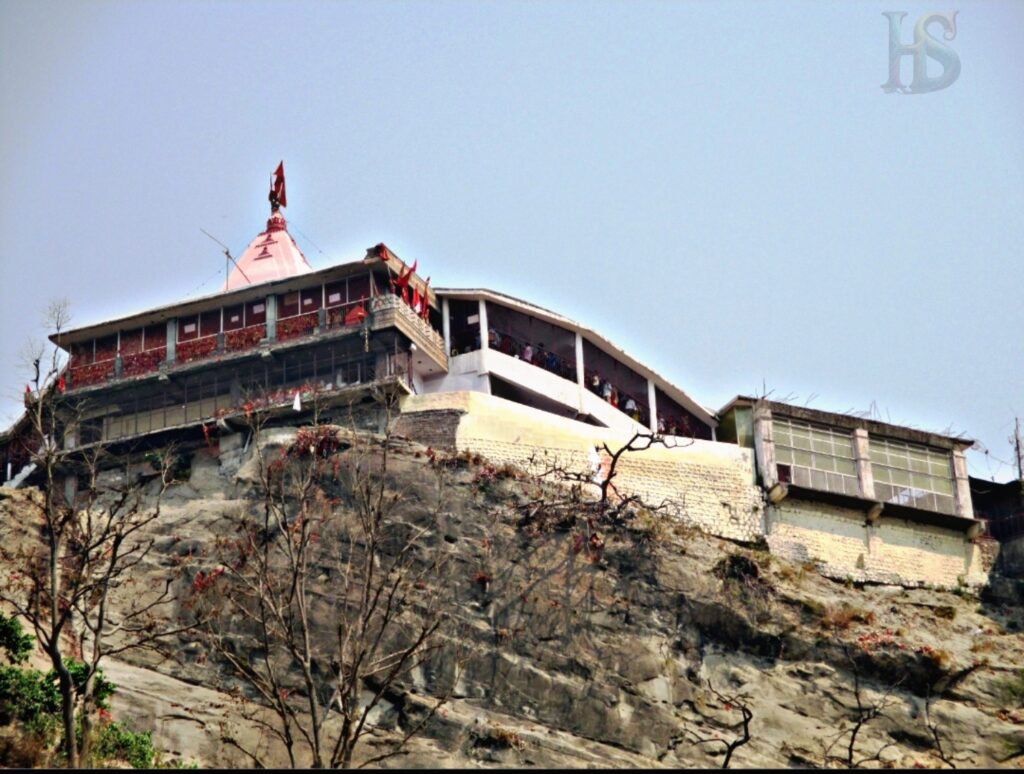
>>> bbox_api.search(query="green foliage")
[143,450,190,481]
[65,661,116,710]
[93,720,155,769]
[0,665,60,732]
[0,614,34,665]
[0,658,115,738]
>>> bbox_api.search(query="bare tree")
[691,680,754,769]
[0,301,193,767]
[822,644,904,768]
[194,390,459,768]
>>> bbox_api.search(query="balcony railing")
[65,294,446,392]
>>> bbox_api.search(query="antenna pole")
[200,228,252,288]
[1015,417,1023,481]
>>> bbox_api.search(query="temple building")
[0,166,1001,590]
[5,165,712,461]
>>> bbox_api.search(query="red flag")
[58,375,66,393]
[391,259,417,290]
[412,284,422,313]
[344,303,368,326]
[421,277,431,320]
[272,161,287,208]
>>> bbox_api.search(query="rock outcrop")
[2,427,1022,768]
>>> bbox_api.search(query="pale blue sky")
[1,0,1021,480]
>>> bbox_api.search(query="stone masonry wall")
[399,392,763,543]
[766,499,984,588]
[398,391,989,588]
[392,409,464,452]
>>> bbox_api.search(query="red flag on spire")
[272,161,287,208]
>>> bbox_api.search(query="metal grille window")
[773,418,859,496]
[869,438,955,515]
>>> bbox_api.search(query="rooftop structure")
[0,166,711,465]
[718,396,977,529]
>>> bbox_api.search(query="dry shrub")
[821,604,876,631]
[969,639,997,654]
[0,726,53,768]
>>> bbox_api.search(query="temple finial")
[269,161,287,213]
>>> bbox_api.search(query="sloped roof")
[436,287,717,428]
[226,211,313,290]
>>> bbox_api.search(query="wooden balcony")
[369,295,448,373]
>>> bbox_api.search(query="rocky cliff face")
[2,426,1022,768]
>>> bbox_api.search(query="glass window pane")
[794,450,813,467]
[812,437,832,454]
[835,458,856,476]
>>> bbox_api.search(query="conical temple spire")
[225,163,311,290]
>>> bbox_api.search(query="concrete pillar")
[442,297,451,355]
[165,319,177,363]
[574,332,585,413]
[752,404,776,488]
[478,299,489,350]
[853,429,875,500]
[952,449,973,519]
[647,379,658,433]
[266,295,278,341]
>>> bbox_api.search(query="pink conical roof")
[227,211,313,290]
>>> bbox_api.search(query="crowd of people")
[456,328,576,380]
[454,327,689,435]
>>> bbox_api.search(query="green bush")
[0,614,34,665]
[93,720,155,769]
[0,666,60,732]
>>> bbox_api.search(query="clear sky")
[1,0,1021,481]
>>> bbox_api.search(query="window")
[200,310,221,337]
[246,301,266,325]
[143,323,166,350]
[348,275,370,302]
[773,418,859,496]
[279,291,300,318]
[119,329,142,355]
[325,280,346,307]
[870,438,955,515]
[223,304,244,331]
[178,316,198,341]
[300,287,322,312]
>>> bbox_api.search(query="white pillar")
[647,379,658,433]
[752,404,776,488]
[952,449,973,519]
[442,297,451,355]
[853,428,875,500]
[478,299,489,349]
[574,332,585,413]
[266,295,278,341]
[165,319,177,362]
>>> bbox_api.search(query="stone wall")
[765,499,986,588]
[397,391,990,588]
[400,391,762,543]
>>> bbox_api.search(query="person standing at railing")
[522,342,534,363]
[590,373,601,395]
[533,344,546,367]
[545,349,560,373]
